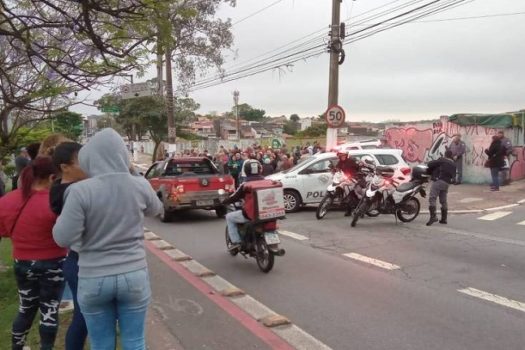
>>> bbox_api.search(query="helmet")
[360,155,376,165]
[244,159,262,176]
[411,165,429,181]
[337,151,348,158]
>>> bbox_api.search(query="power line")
[187,0,475,92]
[232,0,285,26]
[415,11,525,22]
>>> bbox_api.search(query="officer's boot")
[439,208,448,224]
[426,206,438,226]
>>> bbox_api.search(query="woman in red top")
[0,156,67,350]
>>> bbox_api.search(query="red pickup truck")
[144,157,235,222]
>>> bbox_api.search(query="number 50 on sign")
[324,105,346,128]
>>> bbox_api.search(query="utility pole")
[233,90,240,141]
[326,0,344,151]
[165,48,176,147]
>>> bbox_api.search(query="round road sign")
[324,105,346,128]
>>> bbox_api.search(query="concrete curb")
[145,228,333,350]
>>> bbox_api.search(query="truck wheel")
[215,206,227,218]
[283,190,301,213]
[160,207,174,223]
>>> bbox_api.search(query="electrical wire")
[232,0,285,26]
[186,0,475,92]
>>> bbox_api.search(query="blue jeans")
[78,268,151,350]
[62,251,88,350]
[490,167,500,189]
[226,210,248,244]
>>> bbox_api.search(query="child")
[50,142,88,350]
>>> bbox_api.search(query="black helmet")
[244,159,262,176]
[412,165,429,181]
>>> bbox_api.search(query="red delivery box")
[243,180,286,222]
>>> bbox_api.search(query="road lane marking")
[279,230,309,241]
[518,220,525,226]
[342,253,400,270]
[458,288,525,313]
[485,204,519,211]
[477,211,512,221]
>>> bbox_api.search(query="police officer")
[426,150,456,226]
[335,151,360,216]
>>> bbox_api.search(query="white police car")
[266,149,410,212]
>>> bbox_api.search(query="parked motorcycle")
[224,204,285,273]
[350,165,428,227]
[316,167,377,220]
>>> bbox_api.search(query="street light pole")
[233,90,240,141]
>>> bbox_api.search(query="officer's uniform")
[426,156,456,225]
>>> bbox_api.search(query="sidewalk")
[445,180,525,213]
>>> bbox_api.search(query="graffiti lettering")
[510,146,525,181]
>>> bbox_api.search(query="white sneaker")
[59,301,74,313]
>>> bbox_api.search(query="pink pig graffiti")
[385,128,433,163]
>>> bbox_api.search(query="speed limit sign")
[324,105,346,128]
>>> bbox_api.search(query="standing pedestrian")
[12,148,30,190]
[485,135,505,191]
[50,142,89,350]
[0,157,67,350]
[426,150,457,226]
[498,131,513,186]
[448,134,466,184]
[53,129,163,350]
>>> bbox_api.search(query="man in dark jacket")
[485,135,504,191]
[426,150,456,226]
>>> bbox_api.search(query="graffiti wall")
[384,116,524,184]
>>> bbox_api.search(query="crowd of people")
[0,129,162,350]
[162,141,326,187]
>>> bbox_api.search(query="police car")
[266,149,410,212]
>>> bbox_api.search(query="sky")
[72,0,525,122]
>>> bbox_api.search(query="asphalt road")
[144,205,525,350]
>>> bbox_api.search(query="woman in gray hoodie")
[53,128,163,350]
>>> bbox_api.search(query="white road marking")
[485,204,519,211]
[477,211,512,221]
[279,230,309,241]
[517,220,525,226]
[343,253,400,270]
[458,287,525,313]
[517,199,525,204]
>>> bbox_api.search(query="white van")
[266,149,410,212]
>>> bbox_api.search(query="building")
[190,118,216,138]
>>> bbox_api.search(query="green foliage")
[283,120,299,135]
[296,123,327,137]
[290,114,300,122]
[234,103,266,122]
[52,111,84,141]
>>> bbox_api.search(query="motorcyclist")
[223,159,265,250]
[334,151,360,216]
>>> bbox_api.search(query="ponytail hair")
[20,157,57,199]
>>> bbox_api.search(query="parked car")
[334,139,381,151]
[266,149,411,212]
[144,157,235,222]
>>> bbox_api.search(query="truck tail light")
[171,185,184,197]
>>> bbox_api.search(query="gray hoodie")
[53,129,163,278]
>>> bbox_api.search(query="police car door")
[299,158,336,203]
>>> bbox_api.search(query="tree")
[290,114,300,122]
[53,111,83,141]
[283,120,299,135]
[296,124,327,137]
[0,1,176,160]
[233,103,265,122]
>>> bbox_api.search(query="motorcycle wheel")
[351,199,367,227]
[396,197,421,223]
[255,237,275,273]
[316,196,333,220]
[366,202,380,217]
[225,227,239,256]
